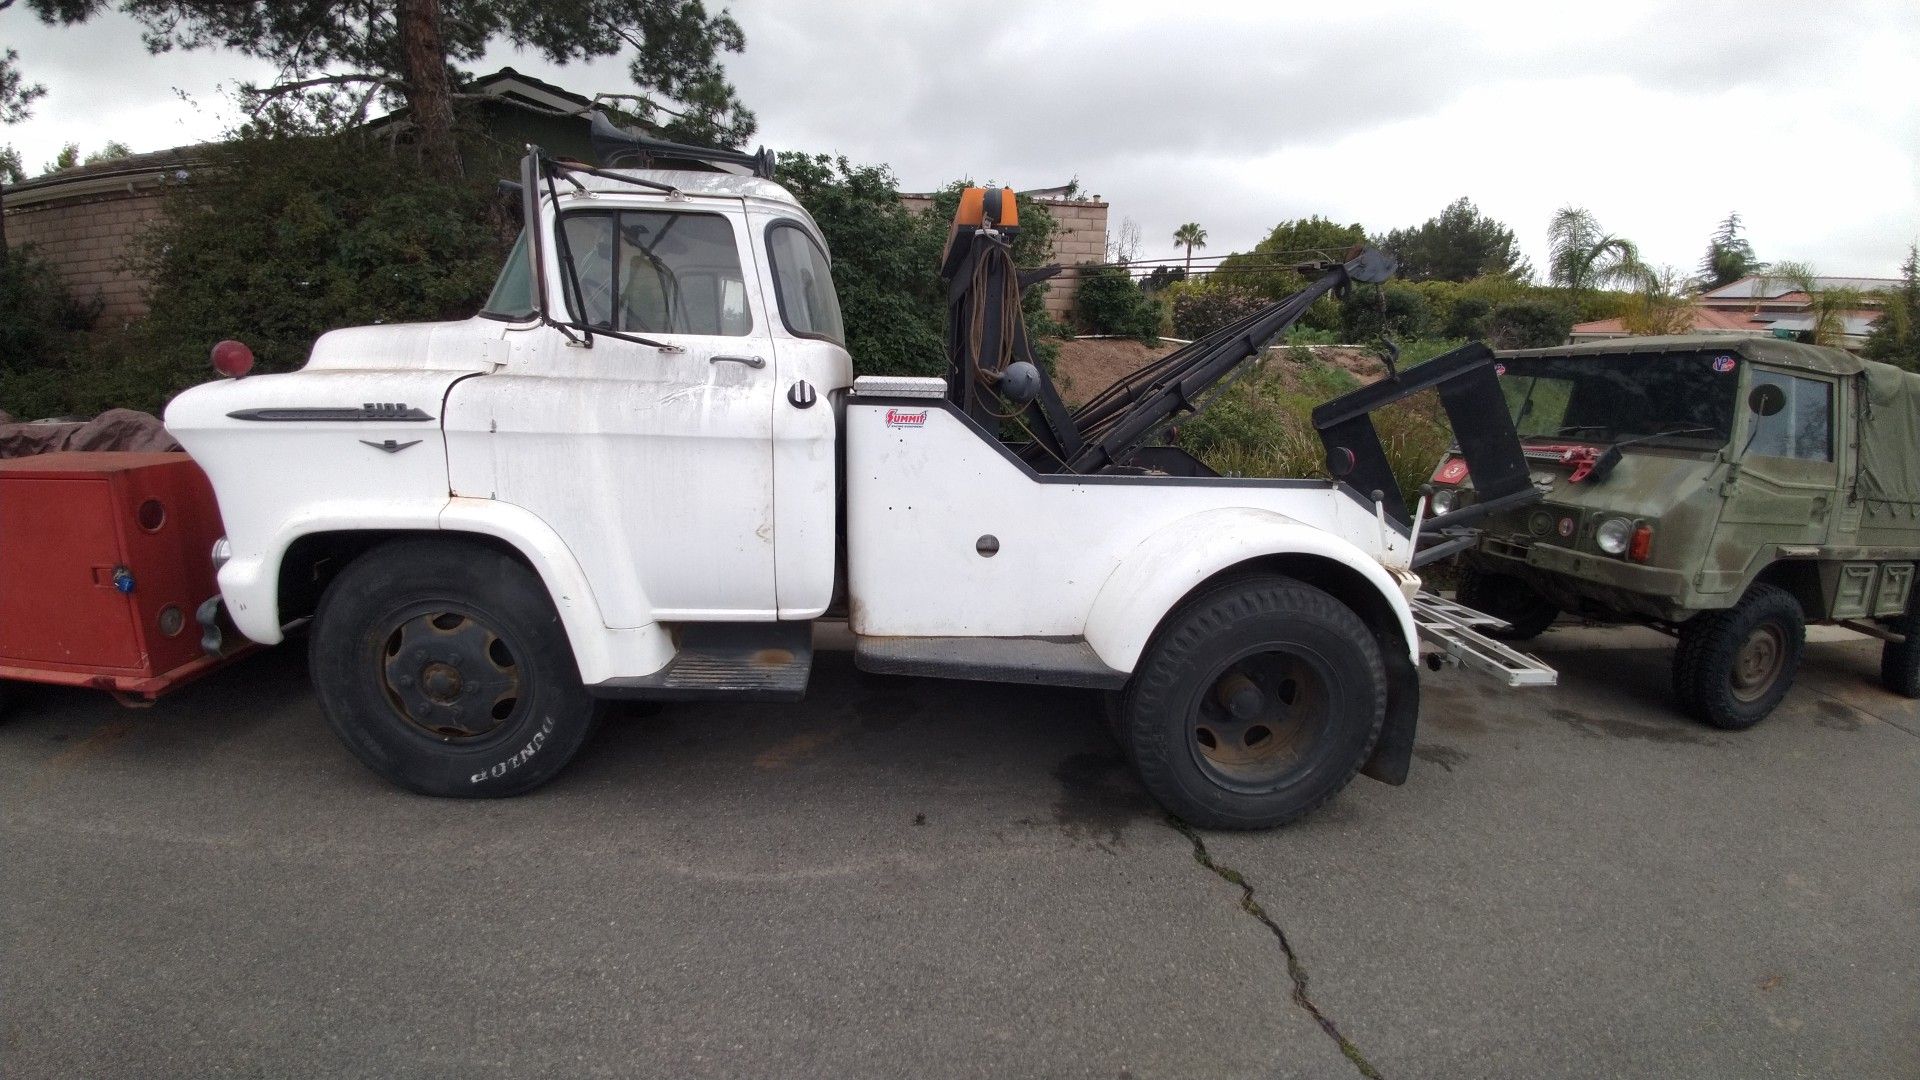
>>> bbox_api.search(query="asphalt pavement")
[1,624,1915,1079]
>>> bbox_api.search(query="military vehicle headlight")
[1430,489,1456,514]
[1595,516,1633,555]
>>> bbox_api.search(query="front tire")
[309,538,602,797]
[1878,613,1920,698]
[1118,575,1386,830]
[1456,563,1558,642]
[1671,583,1804,730]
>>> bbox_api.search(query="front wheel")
[1117,575,1386,830]
[1878,613,1920,698]
[1456,563,1558,642]
[1671,583,1805,730]
[309,538,602,797]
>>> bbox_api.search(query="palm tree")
[1172,222,1207,277]
[1547,206,1652,296]
[1760,262,1871,349]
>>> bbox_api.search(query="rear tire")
[1119,574,1386,830]
[1671,583,1804,730]
[309,538,602,797]
[1456,563,1558,642]
[1878,613,1920,698]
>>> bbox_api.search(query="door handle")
[711,354,765,369]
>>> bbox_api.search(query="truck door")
[754,213,854,619]
[1721,367,1839,547]
[447,203,780,625]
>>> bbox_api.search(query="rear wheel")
[1456,563,1558,641]
[309,538,602,797]
[1671,583,1804,730]
[1878,613,1920,698]
[1118,575,1386,830]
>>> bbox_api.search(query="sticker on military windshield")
[1712,355,1737,373]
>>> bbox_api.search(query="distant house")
[4,66,1111,330]
[1571,274,1898,349]
[0,67,604,325]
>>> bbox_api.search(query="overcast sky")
[6,0,1918,279]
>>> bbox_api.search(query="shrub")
[0,245,105,417]
[1170,282,1268,339]
[1340,283,1431,342]
[1074,265,1160,341]
[1486,299,1575,349]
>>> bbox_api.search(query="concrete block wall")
[6,190,168,324]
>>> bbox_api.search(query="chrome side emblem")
[360,439,422,454]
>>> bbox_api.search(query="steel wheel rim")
[1186,645,1336,794]
[377,607,524,740]
[1730,623,1786,703]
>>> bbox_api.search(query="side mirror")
[1747,383,1787,417]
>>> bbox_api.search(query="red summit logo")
[885,409,929,428]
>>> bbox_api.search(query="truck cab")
[1432,335,1920,729]
[166,134,1547,828]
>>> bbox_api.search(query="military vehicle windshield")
[1498,352,1738,449]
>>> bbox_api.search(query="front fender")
[1082,506,1420,673]
[438,498,675,684]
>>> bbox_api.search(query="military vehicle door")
[1720,366,1840,547]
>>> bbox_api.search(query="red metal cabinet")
[0,452,230,698]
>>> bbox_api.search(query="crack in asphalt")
[1167,816,1383,1080]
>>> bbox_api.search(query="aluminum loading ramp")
[1410,591,1559,688]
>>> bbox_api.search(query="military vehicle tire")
[310,537,602,798]
[1877,613,1920,698]
[1456,563,1559,641]
[1672,583,1804,730]
[1118,574,1385,830]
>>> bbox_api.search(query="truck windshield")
[1498,352,1738,448]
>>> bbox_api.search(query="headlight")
[211,536,233,570]
[1430,489,1456,514]
[1595,517,1633,555]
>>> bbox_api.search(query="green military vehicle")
[1426,334,1920,729]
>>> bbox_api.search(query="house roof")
[1703,274,1901,300]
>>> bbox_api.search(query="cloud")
[4,0,1916,276]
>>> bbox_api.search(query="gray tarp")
[0,409,181,459]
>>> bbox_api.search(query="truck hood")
[306,319,505,373]
[1447,444,1722,521]
[165,318,506,441]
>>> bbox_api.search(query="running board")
[1410,591,1558,688]
[590,622,812,702]
[854,635,1128,690]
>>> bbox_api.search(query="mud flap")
[1361,646,1420,785]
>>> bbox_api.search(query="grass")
[1172,341,1456,509]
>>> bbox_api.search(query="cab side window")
[558,210,751,336]
[1747,371,1832,461]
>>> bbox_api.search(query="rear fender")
[1083,507,1421,787]
[1083,507,1419,672]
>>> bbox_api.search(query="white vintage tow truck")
[166,119,1552,828]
